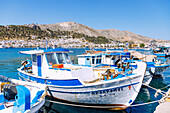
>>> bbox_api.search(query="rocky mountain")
[36,21,163,43]
[39,22,101,37]
[97,29,153,42]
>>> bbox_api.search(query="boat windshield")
[96,56,102,64]
[46,53,57,65]
[63,53,71,64]
[56,53,65,64]
[92,56,95,64]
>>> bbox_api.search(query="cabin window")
[96,56,102,64]
[56,53,65,64]
[46,53,57,65]
[98,56,102,63]
[63,53,71,64]
[92,56,95,64]
[32,54,37,62]
[106,55,111,58]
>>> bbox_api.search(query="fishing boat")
[130,51,170,75]
[101,50,169,76]
[0,75,46,113]
[77,50,153,85]
[153,47,170,58]
[17,48,147,110]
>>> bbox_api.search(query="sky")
[0,0,169,40]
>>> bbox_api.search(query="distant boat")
[130,51,170,76]
[153,47,170,57]
[77,49,169,83]
[0,75,46,113]
[17,48,147,110]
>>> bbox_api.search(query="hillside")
[97,29,153,42]
[38,22,101,37]
[0,22,168,43]
[0,24,109,44]
[38,21,158,43]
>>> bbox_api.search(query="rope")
[122,72,139,93]
[159,83,170,90]
[130,100,159,107]
[142,83,166,95]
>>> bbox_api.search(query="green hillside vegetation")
[0,25,110,44]
[0,25,49,40]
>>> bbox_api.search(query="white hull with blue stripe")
[18,48,147,110]
[0,75,46,113]
[46,74,142,109]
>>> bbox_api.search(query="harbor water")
[0,48,169,113]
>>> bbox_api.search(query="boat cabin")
[77,51,130,66]
[77,53,102,66]
[19,48,98,83]
[20,48,72,77]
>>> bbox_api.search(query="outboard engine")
[3,84,18,100]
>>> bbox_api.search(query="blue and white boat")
[130,51,169,75]
[0,75,46,113]
[77,51,153,85]
[17,48,147,110]
[153,47,170,58]
[103,50,169,76]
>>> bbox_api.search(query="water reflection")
[40,96,127,113]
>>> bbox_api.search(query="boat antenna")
[45,37,48,50]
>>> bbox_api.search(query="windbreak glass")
[32,54,37,62]
[56,53,65,64]
[63,53,71,64]
[98,56,102,63]
[96,56,102,64]
[92,56,95,64]
[46,53,57,65]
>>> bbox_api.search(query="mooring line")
[142,83,166,96]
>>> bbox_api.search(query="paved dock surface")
[154,89,170,113]
[154,102,170,113]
